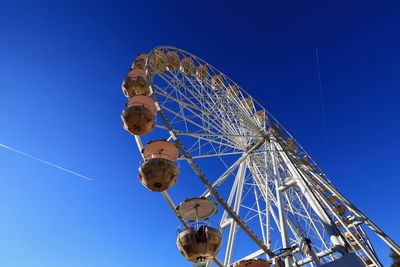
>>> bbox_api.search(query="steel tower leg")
[224,161,246,266]
[272,138,345,250]
[310,171,400,256]
[270,141,293,267]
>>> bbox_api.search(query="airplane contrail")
[0,143,93,181]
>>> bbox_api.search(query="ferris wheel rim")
[142,46,278,259]
[146,46,330,179]
[128,46,395,266]
[141,46,338,262]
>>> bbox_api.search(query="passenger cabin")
[180,57,195,75]
[211,75,224,90]
[335,204,346,216]
[165,51,180,71]
[344,231,361,242]
[195,65,209,81]
[335,216,355,228]
[121,95,157,135]
[301,155,309,164]
[149,50,166,74]
[241,98,254,111]
[256,110,268,124]
[363,257,373,265]
[132,53,148,69]
[233,259,270,267]
[285,138,298,153]
[122,68,150,97]
[226,85,239,99]
[177,223,222,263]
[139,140,179,192]
[176,198,221,263]
[316,184,328,193]
[326,195,338,204]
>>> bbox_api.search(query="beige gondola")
[301,155,309,164]
[363,257,373,265]
[211,75,224,90]
[180,57,195,75]
[335,204,346,216]
[122,95,157,136]
[176,197,217,221]
[148,50,166,74]
[344,231,361,241]
[335,218,353,228]
[132,53,148,69]
[226,85,239,99]
[195,64,209,81]
[122,68,150,97]
[139,140,179,192]
[165,51,180,71]
[241,98,254,111]
[177,224,222,263]
[285,138,298,153]
[300,163,312,172]
[326,195,338,204]
[233,259,270,267]
[316,184,328,193]
[337,216,357,227]
[350,241,361,250]
[256,110,268,123]
[270,124,284,138]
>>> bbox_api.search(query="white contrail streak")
[0,143,93,181]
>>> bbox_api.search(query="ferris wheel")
[120,46,399,267]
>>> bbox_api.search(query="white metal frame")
[128,46,399,267]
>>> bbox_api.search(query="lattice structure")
[120,46,400,267]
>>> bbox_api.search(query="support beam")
[270,141,293,267]
[224,161,246,266]
[272,138,345,250]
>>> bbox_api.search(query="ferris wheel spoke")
[155,83,237,133]
[157,73,231,122]
[248,142,336,262]
[155,125,244,155]
[186,151,244,159]
[123,47,397,266]
[179,73,261,132]
[157,104,237,143]
[159,71,262,135]
[275,150,337,254]
[155,93,244,140]
[201,138,266,198]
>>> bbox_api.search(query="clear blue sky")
[1,0,399,266]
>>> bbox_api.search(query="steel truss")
[132,46,399,267]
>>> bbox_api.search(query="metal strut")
[156,103,275,258]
